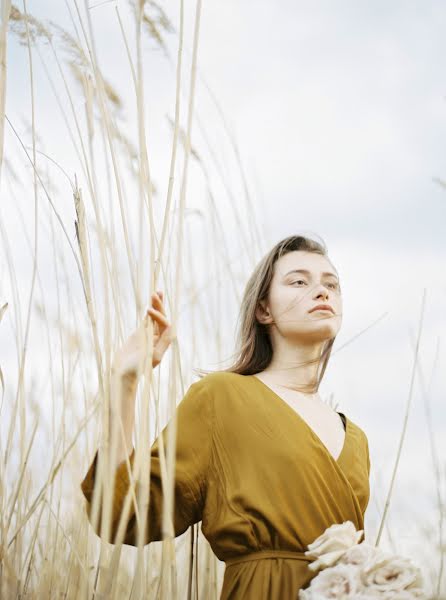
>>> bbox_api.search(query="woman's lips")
[309,305,334,314]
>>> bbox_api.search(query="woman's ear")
[255,300,272,324]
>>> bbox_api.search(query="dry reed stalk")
[179,106,259,274]
[0,3,169,596]
[198,78,264,258]
[375,288,427,546]
[71,65,131,593]
[63,519,91,599]
[329,312,390,357]
[147,2,204,598]
[33,48,89,182]
[0,302,6,405]
[4,117,87,292]
[134,2,155,318]
[47,500,90,579]
[10,0,39,504]
[154,0,184,281]
[48,11,125,580]
[64,6,137,597]
[73,181,94,336]
[194,143,252,265]
[5,418,38,532]
[0,216,22,549]
[36,17,130,360]
[47,23,99,194]
[7,399,99,549]
[88,1,186,596]
[115,6,137,89]
[409,333,445,597]
[46,25,119,332]
[169,126,243,305]
[73,0,139,310]
[0,0,11,183]
[3,112,105,538]
[87,0,199,594]
[20,494,48,594]
[1,23,38,585]
[115,3,176,598]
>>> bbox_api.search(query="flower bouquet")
[298,521,428,599]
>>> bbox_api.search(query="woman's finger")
[151,292,166,315]
[146,307,170,329]
[146,307,169,323]
[153,326,175,359]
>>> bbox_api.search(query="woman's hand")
[112,291,175,378]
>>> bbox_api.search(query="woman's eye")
[290,279,339,290]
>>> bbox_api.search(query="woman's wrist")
[108,368,138,463]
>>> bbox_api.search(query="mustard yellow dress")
[81,371,371,599]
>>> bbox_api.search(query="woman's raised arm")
[79,291,212,545]
[107,290,174,468]
[80,378,213,546]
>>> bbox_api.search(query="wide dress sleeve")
[80,380,213,546]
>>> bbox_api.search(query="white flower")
[354,590,384,599]
[392,592,427,600]
[299,520,428,599]
[338,541,383,567]
[356,590,427,600]
[360,552,427,597]
[298,563,362,599]
[304,521,364,572]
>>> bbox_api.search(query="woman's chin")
[289,324,339,344]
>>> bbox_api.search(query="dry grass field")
[0,2,444,599]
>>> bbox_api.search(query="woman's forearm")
[111,370,138,468]
[104,291,172,469]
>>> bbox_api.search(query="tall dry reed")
[0,3,444,600]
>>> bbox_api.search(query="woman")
[81,235,371,599]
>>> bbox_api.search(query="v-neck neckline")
[249,374,349,464]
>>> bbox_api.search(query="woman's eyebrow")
[283,269,339,280]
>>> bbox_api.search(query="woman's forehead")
[275,251,337,276]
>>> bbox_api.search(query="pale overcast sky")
[3,0,446,584]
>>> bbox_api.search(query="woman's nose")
[314,285,329,300]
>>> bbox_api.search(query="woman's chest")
[210,396,369,517]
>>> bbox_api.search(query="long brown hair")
[194,235,338,392]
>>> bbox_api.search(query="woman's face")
[257,250,343,344]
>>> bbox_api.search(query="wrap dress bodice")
[80,371,371,599]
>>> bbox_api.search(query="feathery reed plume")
[129,0,174,56]
[73,180,92,298]
[9,4,51,44]
[0,301,7,321]
[48,19,88,67]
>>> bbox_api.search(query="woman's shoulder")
[345,413,370,448]
[184,372,249,419]
[191,370,247,393]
